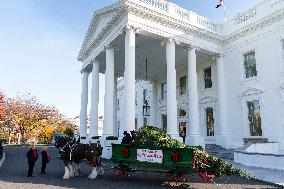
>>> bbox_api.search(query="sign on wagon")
[136,149,163,163]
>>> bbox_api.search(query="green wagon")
[111,144,213,183]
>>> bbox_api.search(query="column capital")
[161,37,176,46]
[215,53,225,58]
[91,59,102,64]
[80,69,90,74]
[183,44,200,52]
[124,24,141,34]
[103,44,119,52]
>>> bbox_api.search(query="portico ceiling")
[94,33,212,81]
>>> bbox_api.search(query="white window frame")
[279,38,284,73]
[240,47,260,83]
[179,76,187,96]
[240,90,264,138]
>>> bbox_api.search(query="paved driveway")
[0,146,280,189]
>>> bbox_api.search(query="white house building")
[77,0,284,169]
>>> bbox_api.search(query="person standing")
[26,145,38,177]
[41,146,50,174]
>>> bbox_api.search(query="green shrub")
[134,126,249,178]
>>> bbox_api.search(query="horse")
[54,136,104,180]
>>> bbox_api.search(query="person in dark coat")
[41,146,50,174]
[121,131,132,144]
[26,145,38,177]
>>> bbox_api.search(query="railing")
[135,0,220,32]
[139,0,167,12]
[197,16,218,31]
[270,0,284,6]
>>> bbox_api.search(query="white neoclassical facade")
[78,0,284,169]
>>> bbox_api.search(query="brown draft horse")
[54,136,104,180]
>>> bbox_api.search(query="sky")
[0,0,262,120]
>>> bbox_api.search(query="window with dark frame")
[143,89,147,102]
[161,82,167,100]
[247,100,262,136]
[204,67,212,89]
[117,99,120,111]
[206,107,214,136]
[180,76,187,95]
[244,51,257,78]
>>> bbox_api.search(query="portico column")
[123,26,136,133]
[216,54,230,148]
[166,39,179,138]
[80,71,89,143]
[103,47,115,137]
[186,47,204,147]
[113,76,118,136]
[89,61,100,142]
[150,81,157,127]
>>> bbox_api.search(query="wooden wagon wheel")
[165,170,188,188]
[112,166,128,180]
[192,150,215,183]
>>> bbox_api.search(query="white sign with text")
[136,149,163,163]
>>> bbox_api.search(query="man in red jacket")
[26,145,38,177]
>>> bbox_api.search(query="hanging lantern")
[143,100,150,116]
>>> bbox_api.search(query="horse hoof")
[63,177,70,180]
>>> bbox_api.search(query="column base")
[216,134,231,149]
[80,136,88,144]
[88,136,99,144]
[186,135,205,148]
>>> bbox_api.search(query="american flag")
[215,0,224,8]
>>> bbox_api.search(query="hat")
[123,131,128,135]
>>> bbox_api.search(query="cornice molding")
[224,8,284,44]
[78,0,284,63]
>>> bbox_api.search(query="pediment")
[78,3,123,61]
[239,87,264,98]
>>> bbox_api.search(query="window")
[244,51,257,78]
[180,76,187,95]
[117,99,120,111]
[179,122,186,137]
[161,83,167,100]
[143,89,147,103]
[204,67,212,89]
[282,40,284,68]
[247,100,262,136]
[135,92,137,106]
[206,107,214,136]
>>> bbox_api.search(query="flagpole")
[223,5,227,22]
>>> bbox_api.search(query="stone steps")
[205,144,234,160]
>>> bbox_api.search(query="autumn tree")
[0,91,78,144]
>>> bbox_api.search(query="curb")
[0,152,6,168]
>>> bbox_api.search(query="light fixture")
[143,100,150,117]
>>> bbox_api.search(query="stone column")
[80,71,89,143]
[216,54,230,148]
[150,81,157,127]
[113,76,118,136]
[186,47,204,147]
[166,39,179,138]
[103,47,115,137]
[89,61,100,143]
[123,26,136,133]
